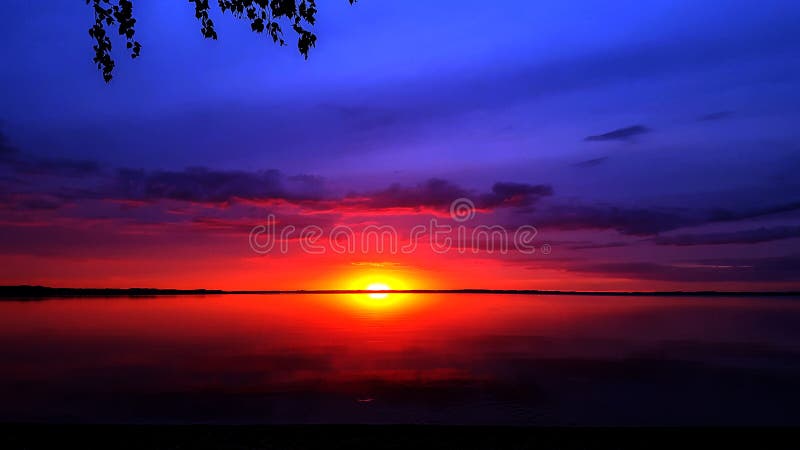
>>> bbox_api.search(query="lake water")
[1,294,800,425]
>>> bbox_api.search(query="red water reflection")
[2,294,800,425]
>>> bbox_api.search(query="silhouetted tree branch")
[86,0,357,83]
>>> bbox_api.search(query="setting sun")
[366,282,391,299]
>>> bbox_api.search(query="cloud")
[532,204,696,236]
[571,255,800,283]
[524,199,800,237]
[709,201,800,222]
[317,103,400,132]
[348,179,553,212]
[0,130,328,209]
[15,158,101,177]
[13,194,65,211]
[584,125,650,142]
[654,226,800,246]
[111,167,326,204]
[0,131,101,178]
[1,136,555,216]
[0,131,16,158]
[347,178,468,210]
[566,240,631,250]
[697,111,734,122]
[572,156,609,168]
[480,182,553,208]
[2,127,798,249]
[0,193,67,211]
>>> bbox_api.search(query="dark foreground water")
[1,294,800,425]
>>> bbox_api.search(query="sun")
[366,282,391,299]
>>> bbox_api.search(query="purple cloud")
[584,125,650,142]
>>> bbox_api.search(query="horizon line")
[1,285,799,298]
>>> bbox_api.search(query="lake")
[1,294,799,425]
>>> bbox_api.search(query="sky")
[1,0,800,290]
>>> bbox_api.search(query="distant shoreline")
[1,285,798,299]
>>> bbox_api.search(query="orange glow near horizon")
[343,269,414,292]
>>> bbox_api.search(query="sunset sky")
[1,0,800,290]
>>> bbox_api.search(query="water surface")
[2,294,799,425]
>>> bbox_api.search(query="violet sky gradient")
[1,0,800,290]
